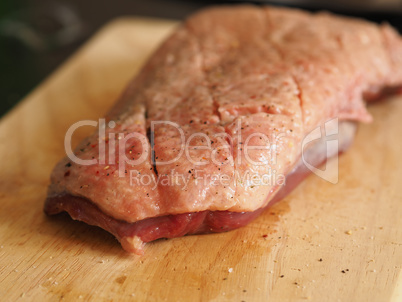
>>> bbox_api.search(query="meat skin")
[45,122,356,254]
[45,5,402,254]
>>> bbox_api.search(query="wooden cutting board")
[0,17,401,302]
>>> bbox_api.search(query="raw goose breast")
[44,5,402,254]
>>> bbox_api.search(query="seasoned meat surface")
[45,5,402,253]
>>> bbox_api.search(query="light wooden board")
[0,17,401,302]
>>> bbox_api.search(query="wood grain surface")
[0,17,401,302]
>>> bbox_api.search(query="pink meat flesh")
[45,122,356,254]
[44,5,402,254]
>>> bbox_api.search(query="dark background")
[1,0,402,117]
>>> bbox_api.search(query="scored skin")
[47,5,402,223]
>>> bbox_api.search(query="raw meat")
[44,5,402,254]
